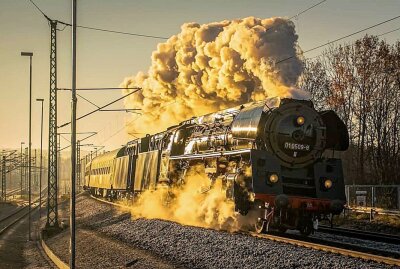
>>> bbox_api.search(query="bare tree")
[299,35,400,184]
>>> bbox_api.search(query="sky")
[0,0,399,152]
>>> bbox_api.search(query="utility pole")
[70,0,77,267]
[76,140,80,192]
[58,134,61,192]
[46,20,59,229]
[1,156,5,201]
[34,149,37,191]
[37,98,44,219]
[25,147,28,196]
[20,142,24,199]
[21,51,33,240]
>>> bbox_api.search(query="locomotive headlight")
[269,173,279,183]
[324,179,333,189]
[296,116,305,126]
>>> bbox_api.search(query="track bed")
[71,193,395,269]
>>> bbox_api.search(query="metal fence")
[345,185,400,210]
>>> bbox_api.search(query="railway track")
[0,188,47,236]
[318,225,400,245]
[0,203,39,236]
[251,232,400,266]
[89,194,400,266]
[5,188,20,197]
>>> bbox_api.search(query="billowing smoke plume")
[122,16,304,135]
[128,165,240,231]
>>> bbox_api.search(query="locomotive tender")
[84,97,349,235]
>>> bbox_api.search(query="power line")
[58,87,142,91]
[28,0,50,21]
[306,26,400,60]
[60,134,71,143]
[59,132,97,152]
[263,0,327,35]
[289,0,327,20]
[77,93,100,108]
[29,0,326,41]
[378,27,400,37]
[98,116,141,146]
[276,14,400,64]
[97,100,176,146]
[28,0,169,40]
[99,109,141,114]
[59,22,169,40]
[58,88,141,128]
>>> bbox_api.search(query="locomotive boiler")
[84,97,349,235]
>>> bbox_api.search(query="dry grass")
[328,211,400,235]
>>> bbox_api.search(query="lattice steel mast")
[76,140,80,191]
[1,156,5,201]
[46,20,59,228]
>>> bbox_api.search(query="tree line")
[298,35,400,185]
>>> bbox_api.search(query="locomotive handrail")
[169,149,251,160]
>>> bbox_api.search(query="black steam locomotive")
[84,97,349,235]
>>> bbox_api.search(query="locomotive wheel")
[298,218,313,236]
[253,200,268,234]
[278,226,287,233]
[254,218,268,234]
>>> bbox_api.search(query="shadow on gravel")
[81,212,131,229]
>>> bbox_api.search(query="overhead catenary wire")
[58,88,141,128]
[288,0,327,20]
[60,134,71,143]
[60,22,169,40]
[58,87,142,91]
[305,26,400,60]
[276,14,400,65]
[29,0,326,41]
[98,116,142,146]
[59,132,97,152]
[28,0,50,20]
[97,100,177,147]
[378,27,400,37]
[263,0,328,34]
[28,0,168,40]
[77,93,100,108]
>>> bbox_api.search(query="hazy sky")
[0,0,399,152]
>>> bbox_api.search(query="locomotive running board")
[169,149,251,160]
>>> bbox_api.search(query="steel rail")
[0,206,27,225]
[6,188,20,196]
[250,232,400,266]
[0,188,47,226]
[89,194,400,266]
[318,225,400,245]
[0,204,40,236]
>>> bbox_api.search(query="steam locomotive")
[84,97,349,235]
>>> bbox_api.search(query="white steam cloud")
[122,16,304,135]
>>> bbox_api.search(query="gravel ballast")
[46,229,178,269]
[68,194,396,269]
